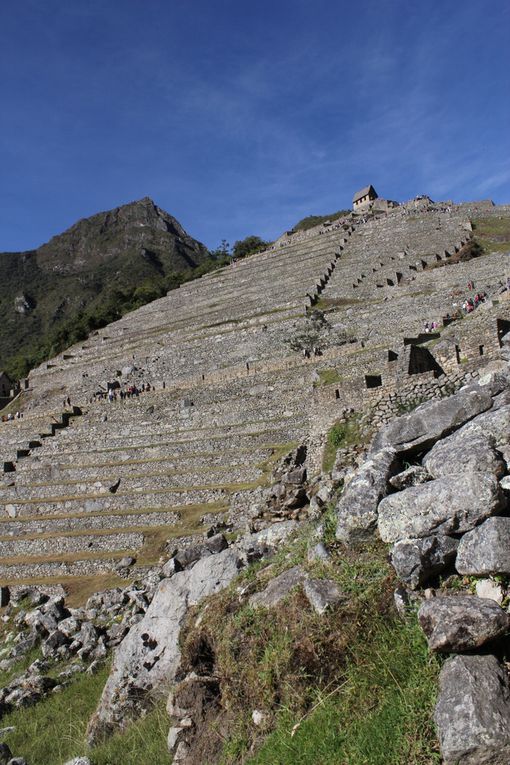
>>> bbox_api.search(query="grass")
[245,617,441,765]
[314,368,342,387]
[472,217,510,254]
[176,534,440,765]
[0,664,170,765]
[314,297,360,311]
[0,665,111,764]
[322,413,362,472]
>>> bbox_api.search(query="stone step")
[3,463,263,500]
[0,506,189,537]
[0,530,144,559]
[0,481,260,517]
[0,555,134,580]
[11,447,273,482]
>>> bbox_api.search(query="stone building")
[352,185,378,211]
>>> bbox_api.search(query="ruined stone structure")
[1,196,510,594]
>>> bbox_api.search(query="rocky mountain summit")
[0,198,209,379]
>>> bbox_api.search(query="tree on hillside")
[232,235,269,260]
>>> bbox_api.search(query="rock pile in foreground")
[335,354,510,764]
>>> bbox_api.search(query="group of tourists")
[462,291,487,313]
[1,411,22,422]
[90,381,157,404]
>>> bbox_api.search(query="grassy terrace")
[43,417,303,448]
[15,444,280,472]
[0,501,227,526]
[473,216,510,254]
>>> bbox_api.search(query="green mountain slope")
[0,197,214,379]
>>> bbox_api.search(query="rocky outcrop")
[378,473,504,543]
[87,547,245,743]
[335,447,397,543]
[423,429,505,478]
[370,386,493,455]
[390,535,458,589]
[456,517,510,575]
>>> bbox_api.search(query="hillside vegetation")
[292,209,350,232]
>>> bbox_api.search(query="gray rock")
[0,744,11,765]
[204,533,228,555]
[87,548,244,744]
[303,579,345,614]
[435,655,510,764]
[418,596,509,652]
[390,535,458,589]
[371,386,493,455]
[307,542,331,563]
[393,586,422,616]
[249,566,306,608]
[388,465,431,490]
[58,616,81,638]
[162,557,183,578]
[475,579,504,604]
[423,430,505,479]
[378,473,504,543]
[77,623,99,657]
[7,758,28,765]
[41,629,68,658]
[115,556,134,569]
[454,404,510,449]
[236,521,300,552]
[167,725,185,754]
[456,517,510,575]
[62,758,91,765]
[173,534,227,569]
[335,447,397,544]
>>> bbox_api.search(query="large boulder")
[377,473,504,543]
[371,386,493,456]
[423,430,505,479]
[390,535,458,589]
[335,447,397,543]
[457,403,510,447]
[87,548,244,744]
[456,517,510,575]
[435,654,510,764]
[418,596,509,652]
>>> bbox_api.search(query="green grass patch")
[314,368,342,387]
[322,414,362,472]
[1,665,110,764]
[292,210,350,232]
[246,617,441,765]
[177,535,440,765]
[90,700,170,765]
[0,664,170,765]
[472,217,510,254]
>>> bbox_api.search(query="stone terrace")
[1,199,509,593]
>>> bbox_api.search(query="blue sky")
[1,0,509,252]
